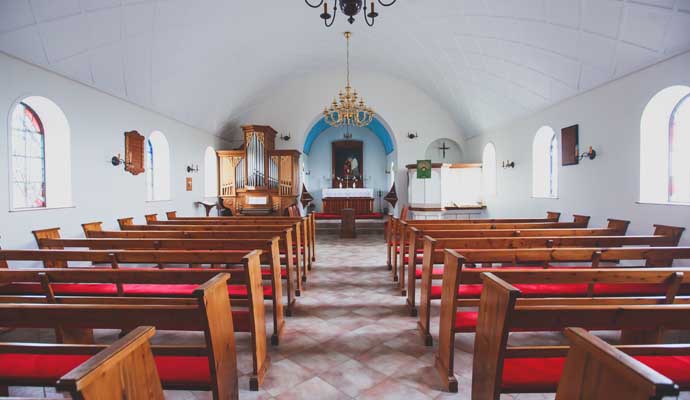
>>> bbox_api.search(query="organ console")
[218,125,301,215]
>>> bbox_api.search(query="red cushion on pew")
[232,309,251,332]
[0,354,212,387]
[415,268,444,279]
[227,285,273,298]
[454,311,479,332]
[593,283,666,296]
[0,283,120,296]
[403,255,424,265]
[0,283,44,294]
[514,284,589,297]
[261,267,288,279]
[123,284,273,299]
[430,285,483,300]
[501,356,690,392]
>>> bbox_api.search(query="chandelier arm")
[324,0,337,27]
[304,0,324,8]
[363,9,375,26]
[377,0,397,6]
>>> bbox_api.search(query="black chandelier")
[305,0,397,27]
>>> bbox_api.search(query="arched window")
[145,131,171,201]
[532,126,559,198]
[640,86,690,204]
[8,96,72,210]
[482,142,497,197]
[204,146,218,198]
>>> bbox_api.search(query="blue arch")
[303,117,395,155]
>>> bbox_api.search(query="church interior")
[1,0,690,399]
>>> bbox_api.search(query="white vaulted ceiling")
[1,0,689,137]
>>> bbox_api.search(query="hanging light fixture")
[305,0,397,27]
[323,31,374,129]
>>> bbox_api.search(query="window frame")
[481,142,497,197]
[668,93,690,204]
[532,126,559,199]
[10,101,47,210]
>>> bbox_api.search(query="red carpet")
[314,212,384,220]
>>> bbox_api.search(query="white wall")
[232,70,466,215]
[0,52,231,249]
[465,51,690,246]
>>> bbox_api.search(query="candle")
[324,2,328,14]
[371,1,375,13]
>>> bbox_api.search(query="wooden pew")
[0,251,268,390]
[83,222,304,295]
[35,232,294,321]
[467,272,690,399]
[0,326,165,399]
[0,273,242,397]
[148,216,314,272]
[423,246,690,347]
[391,215,592,282]
[410,224,684,316]
[118,218,311,284]
[555,327,681,400]
[168,212,317,263]
[385,211,562,268]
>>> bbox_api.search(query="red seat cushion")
[415,267,443,279]
[261,267,288,279]
[502,356,690,392]
[454,311,479,332]
[0,353,212,387]
[403,255,424,265]
[430,284,484,300]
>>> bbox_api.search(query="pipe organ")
[217,125,301,215]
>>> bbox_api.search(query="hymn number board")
[124,130,145,175]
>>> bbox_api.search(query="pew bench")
[419,245,690,346]
[0,273,243,396]
[466,272,690,399]
[82,222,304,295]
[0,251,269,390]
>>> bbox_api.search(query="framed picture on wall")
[332,140,364,188]
[561,124,579,166]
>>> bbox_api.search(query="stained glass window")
[669,94,690,203]
[11,102,46,209]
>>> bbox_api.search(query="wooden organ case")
[218,125,301,215]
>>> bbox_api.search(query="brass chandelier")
[305,0,397,27]
[323,32,374,128]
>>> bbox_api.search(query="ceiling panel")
[0,0,688,137]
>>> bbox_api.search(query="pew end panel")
[607,219,631,235]
[117,218,134,229]
[546,211,561,221]
[555,328,680,400]
[166,211,177,220]
[145,214,158,223]
[653,225,686,246]
[572,215,591,227]
[56,326,165,400]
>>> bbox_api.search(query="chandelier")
[305,0,397,27]
[323,32,374,129]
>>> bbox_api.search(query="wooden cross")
[439,141,450,158]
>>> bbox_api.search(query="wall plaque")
[124,131,145,175]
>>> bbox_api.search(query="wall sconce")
[111,153,133,168]
[577,146,597,161]
[502,160,515,169]
[407,131,419,140]
[385,167,391,175]
[186,164,199,173]
[280,132,291,141]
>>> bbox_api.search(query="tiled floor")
[3,232,689,399]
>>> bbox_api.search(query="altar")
[322,188,374,214]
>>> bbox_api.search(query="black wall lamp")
[577,146,597,161]
[502,160,515,169]
[280,132,292,141]
[186,164,199,174]
[407,130,418,140]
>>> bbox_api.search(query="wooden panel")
[561,124,579,166]
[124,131,145,176]
[323,197,373,214]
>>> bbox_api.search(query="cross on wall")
[438,141,450,159]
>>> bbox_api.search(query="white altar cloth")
[322,188,374,198]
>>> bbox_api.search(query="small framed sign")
[186,177,193,191]
[417,160,432,179]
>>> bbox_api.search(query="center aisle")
[253,232,472,400]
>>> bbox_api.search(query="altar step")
[315,219,385,235]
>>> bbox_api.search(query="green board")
[417,160,432,179]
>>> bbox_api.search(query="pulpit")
[322,188,374,214]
